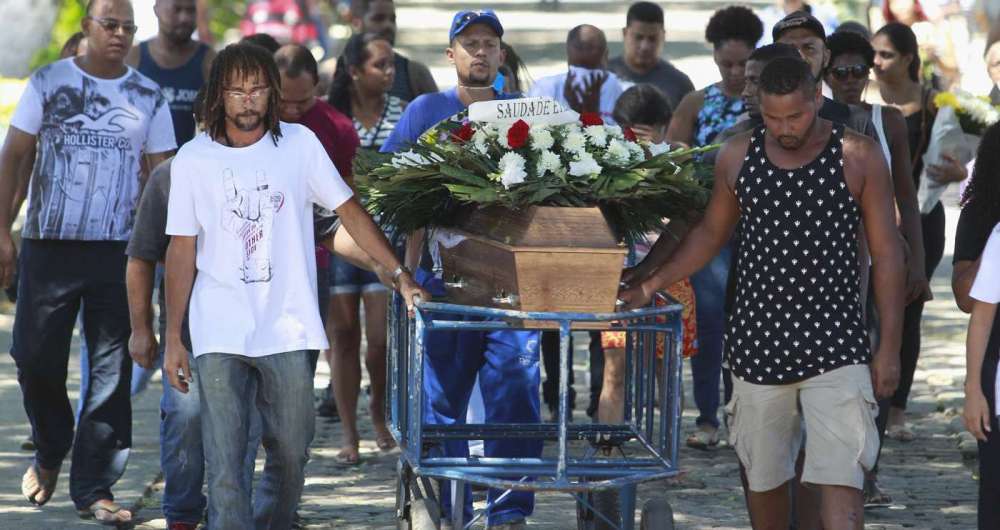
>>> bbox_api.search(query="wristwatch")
[391,265,412,288]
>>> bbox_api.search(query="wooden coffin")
[436,206,627,313]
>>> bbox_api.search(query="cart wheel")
[395,459,441,530]
[575,488,621,530]
[396,459,412,528]
[639,498,674,530]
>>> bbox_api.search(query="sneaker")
[20,436,34,451]
[685,425,719,450]
[317,384,340,421]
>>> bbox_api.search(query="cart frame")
[388,293,684,529]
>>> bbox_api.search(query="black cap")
[772,10,826,42]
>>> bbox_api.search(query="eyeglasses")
[224,87,271,104]
[830,64,870,81]
[89,16,138,36]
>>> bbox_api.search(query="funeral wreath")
[355,98,715,244]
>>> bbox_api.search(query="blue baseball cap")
[449,10,504,42]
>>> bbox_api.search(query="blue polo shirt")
[380,87,521,154]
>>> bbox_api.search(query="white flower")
[648,142,671,156]
[563,131,587,154]
[585,125,607,147]
[604,125,623,138]
[499,151,527,188]
[536,149,562,177]
[604,139,631,167]
[569,152,602,177]
[497,123,513,149]
[529,126,555,151]
[560,122,582,136]
[627,141,646,163]
[471,127,490,155]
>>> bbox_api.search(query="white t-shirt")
[10,58,176,240]
[527,66,625,125]
[970,222,1000,414]
[166,124,354,357]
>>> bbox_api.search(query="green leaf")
[443,184,499,202]
[439,164,491,186]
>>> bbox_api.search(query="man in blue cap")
[381,10,540,529]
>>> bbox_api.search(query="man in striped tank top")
[620,56,905,528]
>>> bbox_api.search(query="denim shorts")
[329,254,387,296]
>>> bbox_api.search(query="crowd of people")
[1,0,999,528]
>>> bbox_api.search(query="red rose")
[623,127,637,142]
[580,112,603,127]
[451,122,474,143]
[507,119,530,149]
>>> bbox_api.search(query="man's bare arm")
[164,236,197,392]
[335,198,430,308]
[10,141,35,225]
[0,127,37,287]
[850,134,905,397]
[320,226,393,286]
[126,258,159,368]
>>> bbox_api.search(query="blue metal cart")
[388,293,684,530]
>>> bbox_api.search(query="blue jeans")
[689,245,732,429]
[160,347,260,525]
[197,350,315,530]
[417,269,541,525]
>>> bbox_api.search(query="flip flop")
[375,432,397,452]
[864,480,893,509]
[886,423,916,442]
[78,499,132,526]
[21,461,58,506]
[334,447,361,466]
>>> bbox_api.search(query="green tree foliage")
[204,0,245,43]
[30,0,85,71]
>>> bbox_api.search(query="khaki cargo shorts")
[725,364,880,492]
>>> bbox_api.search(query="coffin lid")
[458,205,623,248]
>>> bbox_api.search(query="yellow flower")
[934,91,960,112]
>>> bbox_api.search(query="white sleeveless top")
[871,104,893,168]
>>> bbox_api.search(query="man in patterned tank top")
[619,56,905,528]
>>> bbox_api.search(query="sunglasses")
[830,64,870,81]
[89,16,138,36]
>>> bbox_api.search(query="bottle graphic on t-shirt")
[222,169,282,283]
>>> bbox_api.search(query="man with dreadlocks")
[162,43,426,530]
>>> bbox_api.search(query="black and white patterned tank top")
[726,124,870,385]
